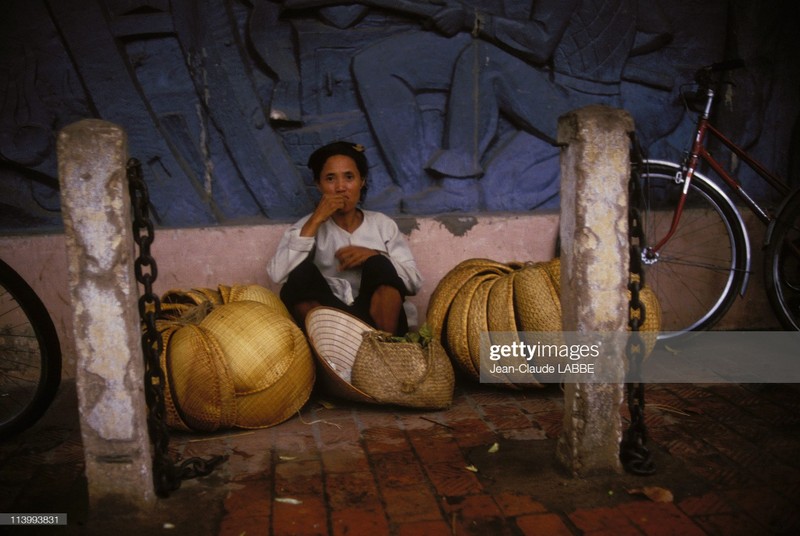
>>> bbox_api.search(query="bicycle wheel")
[0,258,61,437]
[764,189,800,330]
[638,160,749,340]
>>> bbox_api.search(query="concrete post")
[57,119,155,510]
[555,105,633,476]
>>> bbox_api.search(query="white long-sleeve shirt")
[268,210,422,325]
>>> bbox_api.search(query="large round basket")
[162,300,315,431]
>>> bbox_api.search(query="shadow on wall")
[1,0,798,231]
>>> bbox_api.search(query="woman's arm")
[379,217,423,295]
[267,217,315,284]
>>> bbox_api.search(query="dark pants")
[280,255,408,335]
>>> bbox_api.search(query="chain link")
[127,158,226,497]
[620,135,656,475]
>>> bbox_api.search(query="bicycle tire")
[0,258,62,437]
[638,160,749,340]
[764,189,800,330]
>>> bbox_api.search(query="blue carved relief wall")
[1,0,798,232]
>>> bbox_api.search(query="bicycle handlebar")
[694,59,745,86]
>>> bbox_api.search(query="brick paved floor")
[1,365,799,535]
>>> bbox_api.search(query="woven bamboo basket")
[205,301,314,428]
[232,316,315,429]
[487,271,538,389]
[465,276,502,382]
[305,307,378,404]
[426,259,513,346]
[227,284,292,320]
[160,287,221,319]
[446,271,502,380]
[158,286,314,431]
[428,257,663,390]
[158,321,199,431]
[164,322,237,431]
[161,284,289,332]
[631,281,661,356]
[352,331,454,409]
[217,284,233,304]
[514,259,562,332]
[540,257,561,294]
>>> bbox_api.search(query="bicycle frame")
[649,86,792,255]
[640,61,800,333]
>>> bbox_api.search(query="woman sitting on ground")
[268,141,422,335]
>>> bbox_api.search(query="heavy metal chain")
[127,158,226,497]
[620,136,656,475]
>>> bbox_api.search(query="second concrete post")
[555,105,634,476]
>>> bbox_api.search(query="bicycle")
[0,258,62,437]
[635,60,800,340]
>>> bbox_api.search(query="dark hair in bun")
[307,141,368,181]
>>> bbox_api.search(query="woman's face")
[317,154,365,213]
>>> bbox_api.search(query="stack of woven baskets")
[156,284,315,431]
[427,258,660,388]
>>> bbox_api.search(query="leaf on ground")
[626,486,674,503]
[465,464,479,473]
[318,399,337,409]
[275,497,303,505]
[487,442,500,454]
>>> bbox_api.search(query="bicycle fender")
[644,159,752,296]
[764,188,800,248]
